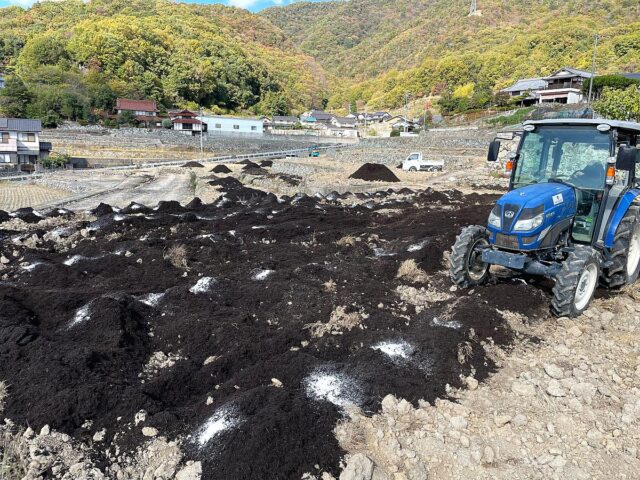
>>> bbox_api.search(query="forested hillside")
[0,0,329,124]
[262,0,640,109]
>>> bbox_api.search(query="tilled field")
[0,181,548,479]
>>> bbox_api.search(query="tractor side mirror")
[616,145,639,171]
[487,140,500,162]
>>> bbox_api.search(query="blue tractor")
[450,119,640,317]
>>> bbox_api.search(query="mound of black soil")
[12,207,43,224]
[182,161,204,168]
[241,161,260,170]
[185,197,204,211]
[92,203,115,217]
[0,210,11,223]
[349,163,400,182]
[121,202,153,215]
[156,200,186,214]
[211,164,232,174]
[0,186,547,480]
[259,160,273,167]
[46,208,75,218]
[238,159,256,165]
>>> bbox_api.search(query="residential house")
[330,116,357,129]
[115,98,164,127]
[387,115,419,132]
[300,110,335,127]
[169,110,203,136]
[500,77,547,105]
[0,118,52,171]
[198,115,264,135]
[272,116,298,129]
[538,67,593,104]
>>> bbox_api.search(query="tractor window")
[513,125,613,244]
[513,126,611,190]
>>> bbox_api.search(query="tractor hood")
[488,182,577,250]
[497,182,576,212]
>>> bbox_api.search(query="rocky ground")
[335,289,640,480]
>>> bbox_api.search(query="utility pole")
[403,92,411,133]
[587,33,599,117]
[199,105,204,160]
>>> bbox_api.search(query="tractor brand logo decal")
[504,210,515,218]
[552,193,564,206]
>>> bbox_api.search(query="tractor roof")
[524,118,640,133]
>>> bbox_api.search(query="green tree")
[117,109,135,126]
[593,86,640,121]
[0,75,31,117]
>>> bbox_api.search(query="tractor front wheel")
[601,206,640,288]
[552,246,600,317]
[449,225,490,288]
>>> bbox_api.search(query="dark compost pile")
[0,183,547,479]
[349,163,400,182]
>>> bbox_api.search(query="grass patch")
[396,259,428,283]
[164,244,189,269]
[486,107,534,127]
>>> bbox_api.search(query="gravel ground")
[335,289,640,480]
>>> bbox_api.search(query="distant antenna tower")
[469,0,481,16]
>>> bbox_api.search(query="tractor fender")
[604,189,640,248]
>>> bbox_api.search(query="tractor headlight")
[488,205,501,229]
[513,206,545,231]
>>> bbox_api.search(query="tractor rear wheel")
[552,246,600,317]
[601,206,640,288]
[449,225,490,288]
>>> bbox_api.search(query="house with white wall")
[169,110,203,136]
[198,115,263,135]
[0,118,51,171]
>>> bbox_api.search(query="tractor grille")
[495,233,519,250]
[502,203,520,231]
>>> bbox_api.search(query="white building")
[0,118,51,171]
[198,115,264,135]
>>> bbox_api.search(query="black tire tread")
[602,206,640,288]
[449,225,489,288]
[551,245,599,317]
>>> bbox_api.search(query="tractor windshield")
[513,125,611,190]
[512,125,613,243]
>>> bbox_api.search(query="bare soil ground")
[0,183,72,211]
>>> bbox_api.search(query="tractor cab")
[451,119,640,317]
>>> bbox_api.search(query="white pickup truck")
[401,152,444,172]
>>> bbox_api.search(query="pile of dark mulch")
[92,203,115,217]
[12,207,44,224]
[46,208,75,218]
[211,164,232,174]
[259,160,273,167]
[0,185,548,480]
[0,210,11,223]
[241,161,260,170]
[182,161,204,168]
[349,163,400,182]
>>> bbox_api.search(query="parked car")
[401,152,444,171]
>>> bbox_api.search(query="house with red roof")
[115,98,164,128]
[169,110,204,136]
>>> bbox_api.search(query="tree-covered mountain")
[262,0,640,109]
[0,0,329,124]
